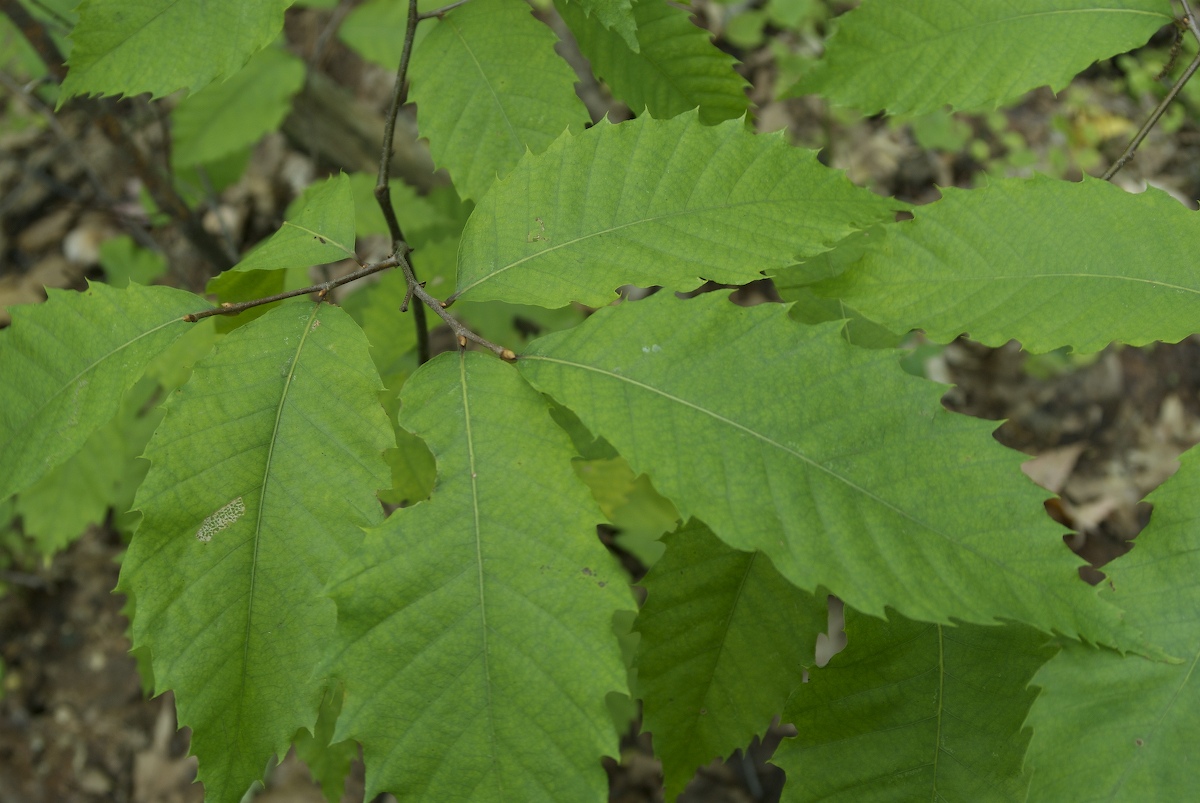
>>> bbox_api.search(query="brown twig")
[0,0,234,273]
[1102,4,1200,181]
[376,0,430,363]
[1182,0,1200,39]
[182,256,401,322]
[397,250,517,361]
[419,0,472,21]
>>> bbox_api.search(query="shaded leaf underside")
[775,609,1055,802]
[637,521,826,798]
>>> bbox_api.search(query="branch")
[0,0,235,273]
[375,0,430,364]
[419,0,472,21]
[397,249,517,362]
[1183,0,1200,40]
[181,256,400,322]
[1102,4,1200,181]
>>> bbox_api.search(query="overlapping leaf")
[1025,446,1200,799]
[773,609,1055,801]
[327,352,631,801]
[16,377,163,557]
[455,113,901,308]
[637,521,825,799]
[337,0,445,70]
[792,0,1171,115]
[574,456,678,565]
[0,282,202,501]
[62,0,292,100]
[348,174,470,244]
[815,175,1200,354]
[172,46,305,167]
[229,173,357,274]
[556,0,748,124]
[519,292,1133,646]
[98,236,168,288]
[561,0,639,51]
[409,0,587,202]
[119,302,393,802]
[293,687,357,803]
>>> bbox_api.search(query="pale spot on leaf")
[196,497,246,542]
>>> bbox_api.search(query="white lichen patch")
[196,497,246,542]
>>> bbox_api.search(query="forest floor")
[3,4,1200,802]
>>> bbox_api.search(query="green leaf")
[341,238,457,384]
[379,424,436,507]
[455,113,901,308]
[338,0,441,69]
[773,609,1056,802]
[792,0,1171,115]
[0,282,203,501]
[171,45,306,167]
[1025,446,1200,798]
[519,292,1132,646]
[327,352,631,801]
[172,147,254,208]
[408,0,588,202]
[98,236,168,288]
[16,411,125,555]
[205,265,306,333]
[119,302,393,802]
[232,173,357,272]
[1026,645,1195,800]
[772,229,904,349]
[453,299,587,352]
[560,0,640,52]
[573,456,678,563]
[816,175,1200,354]
[637,520,825,799]
[293,686,357,803]
[62,0,293,100]
[16,378,164,558]
[556,0,748,123]
[781,287,903,349]
[348,174,471,245]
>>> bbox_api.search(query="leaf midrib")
[239,304,323,720]
[849,273,1200,295]
[837,7,1167,61]
[458,352,505,796]
[521,354,1098,625]
[457,195,854,298]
